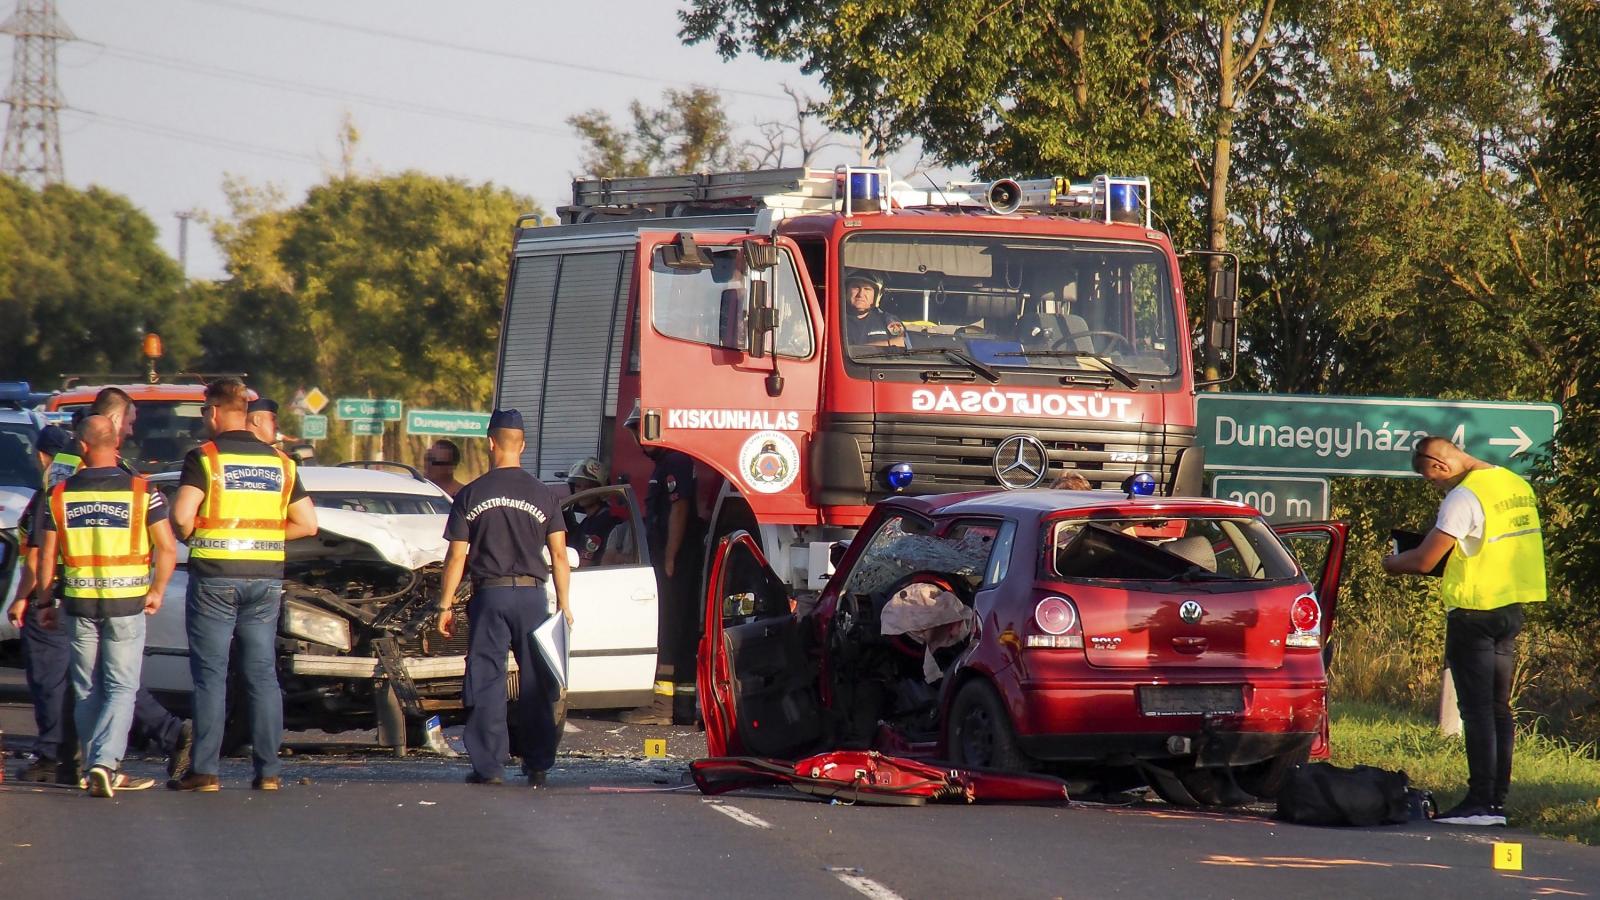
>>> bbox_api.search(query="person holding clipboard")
[1383,436,1546,827]
[436,409,573,787]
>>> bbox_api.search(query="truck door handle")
[1171,637,1208,654]
[630,593,654,602]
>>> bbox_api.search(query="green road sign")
[350,418,385,436]
[1197,393,1561,477]
[405,410,490,437]
[1213,475,1329,524]
[336,398,402,421]
[300,414,328,440]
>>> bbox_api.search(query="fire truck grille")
[830,414,1194,495]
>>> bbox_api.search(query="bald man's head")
[1412,435,1480,491]
[78,415,120,467]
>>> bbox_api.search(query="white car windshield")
[311,492,450,515]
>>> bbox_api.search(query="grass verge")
[1330,700,1600,843]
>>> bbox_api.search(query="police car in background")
[0,386,45,652]
[139,464,659,751]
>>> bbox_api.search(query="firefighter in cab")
[844,269,905,349]
[563,457,621,566]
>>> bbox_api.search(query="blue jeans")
[463,584,561,779]
[187,576,283,778]
[68,612,146,772]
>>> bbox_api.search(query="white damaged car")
[143,464,660,751]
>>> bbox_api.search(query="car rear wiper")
[854,347,1001,383]
[993,350,1138,388]
[1165,565,1237,582]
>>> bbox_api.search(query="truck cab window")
[650,245,814,359]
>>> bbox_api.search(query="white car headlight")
[282,599,352,652]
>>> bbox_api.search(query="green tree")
[0,178,198,387]
[568,87,754,177]
[207,171,537,459]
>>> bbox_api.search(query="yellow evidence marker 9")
[644,739,667,758]
[1492,843,1523,871]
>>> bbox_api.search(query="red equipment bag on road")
[690,750,1070,807]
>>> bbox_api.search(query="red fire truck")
[493,167,1237,591]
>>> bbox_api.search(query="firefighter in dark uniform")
[436,409,572,786]
[844,269,905,348]
[620,404,703,725]
[563,457,620,566]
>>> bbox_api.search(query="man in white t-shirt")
[1383,436,1546,827]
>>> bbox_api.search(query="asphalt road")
[1,682,1596,898]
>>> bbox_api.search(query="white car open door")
[562,485,658,710]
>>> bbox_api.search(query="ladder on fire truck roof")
[560,166,1153,228]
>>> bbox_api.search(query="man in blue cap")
[436,409,573,786]
[247,398,280,446]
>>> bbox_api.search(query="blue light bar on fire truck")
[891,174,1151,226]
[835,165,892,216]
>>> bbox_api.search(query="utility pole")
[175,210,193,278]
[1,0,73,189]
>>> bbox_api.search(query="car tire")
[946,679,1030,772]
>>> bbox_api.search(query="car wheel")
[947,679,1030,772]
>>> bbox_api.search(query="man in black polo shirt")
[437,409,572,786]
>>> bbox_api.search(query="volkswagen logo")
[1179,600,1204,624]
[993,434,1048,490]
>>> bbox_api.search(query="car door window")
[561,485,647,568]
[718,535,791,626]
[1279,531,1333,586]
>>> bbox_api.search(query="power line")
[61,106,326,168]
[174,0,790,102]
[89,42,569,136]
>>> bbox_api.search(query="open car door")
[563,485,658,710]
[698,530,822,757]
[1273,521,1350,656]
[1273,521,1349,760]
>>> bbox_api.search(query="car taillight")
[1027,596,1083,649]
[1287,593,1321,649]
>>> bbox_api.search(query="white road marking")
[827,867,905,900]
[709,803,772,829]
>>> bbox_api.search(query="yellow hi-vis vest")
[1439,467,1547,611]
[50,475,152,606]
[188,441,295,564]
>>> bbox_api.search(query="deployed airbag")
[880,582,976,683]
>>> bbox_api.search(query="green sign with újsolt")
[405,410,490,437]
[336,398,402,421]
[1212,475,1329,524]
[300,414,328,440]
[350,418,385,436]
[1197,394,1561,477]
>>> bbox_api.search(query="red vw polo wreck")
[697,487,1347,806]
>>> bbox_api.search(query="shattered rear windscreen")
[1049,516,1299,583]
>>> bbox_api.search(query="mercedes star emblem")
[1179,600,1204,624]
[993,434,1048,490]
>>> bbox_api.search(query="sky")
[19,0,889,279]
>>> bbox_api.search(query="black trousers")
[1444,603,1523,807]
[462,584,560,778]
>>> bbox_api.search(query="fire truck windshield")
[840,233,1180,382]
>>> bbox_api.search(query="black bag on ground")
[1274,763,1410,826]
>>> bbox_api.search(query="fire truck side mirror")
[741,239,779,271]
[662,232,714,270]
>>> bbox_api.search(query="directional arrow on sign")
[1488,426,1533,457]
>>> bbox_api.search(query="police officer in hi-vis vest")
[170,378,318,792]
[1384,436,1547,827]
[35,416,178,798]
